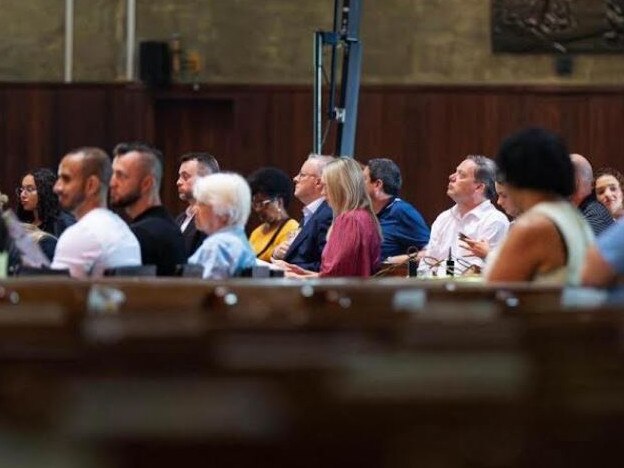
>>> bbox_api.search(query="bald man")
[570,153,614,236]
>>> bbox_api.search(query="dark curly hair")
[247,167,294,208]
[496,127,575,198]
[16,168,61,226]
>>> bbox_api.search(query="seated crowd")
[1,127,623,290]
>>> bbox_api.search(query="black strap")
[256,219,290,258]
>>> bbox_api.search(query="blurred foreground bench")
[0,277,620,467]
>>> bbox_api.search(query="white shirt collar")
[180,206,195,232]
[450,199,493,221]
[302,197,325,224]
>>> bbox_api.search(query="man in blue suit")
[272,154,334,271]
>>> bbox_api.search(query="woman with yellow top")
[247,167,299,261]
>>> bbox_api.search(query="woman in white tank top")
[485,128,595,285]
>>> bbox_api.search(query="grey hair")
[193,172,251,228]
[467,154,497,202]
[307,153,335,175]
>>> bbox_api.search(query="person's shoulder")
[599,220,624,245]
[83,207,116,222]
[392,198,425,218]
[57,215,85,239]
[134,208,179,232]
[212,228,252,256]
[430,206,454,225]
[481,202,509,222]
[84,209,134,237]
[591,198,615,219]
[249,223,264,240]
[317,201,333,216]
[56,215,95,247]
[284,218,299,230]
[335,209,373,227]
[56,210,76,227]
[511,212,557,240]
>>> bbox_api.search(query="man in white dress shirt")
[51,147,141,278]
[418,155,509,277]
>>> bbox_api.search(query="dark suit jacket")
[175,211,206,257]
[284,200,333,272]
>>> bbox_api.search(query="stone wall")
[1,0,624,84]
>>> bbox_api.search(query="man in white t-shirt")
[51,147,141,278]
[418,155,509,277]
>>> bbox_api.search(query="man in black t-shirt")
[110,142,186,276]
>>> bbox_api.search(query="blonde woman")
[283,157,381,278]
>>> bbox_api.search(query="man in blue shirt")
[364,158,430,260]
[582,220,624,287]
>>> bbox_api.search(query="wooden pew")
[0,277,620,467]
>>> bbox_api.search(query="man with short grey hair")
[418,155,509,276]
[272,154,334,271]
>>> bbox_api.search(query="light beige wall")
[1,0,624,84]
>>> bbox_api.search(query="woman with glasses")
[16,168,75,239]
[247,167,299,261]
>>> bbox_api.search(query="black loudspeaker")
[139,41,171,87]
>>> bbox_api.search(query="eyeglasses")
[296,172,319,179]
[16,186,37,196]
[252,199,273,210]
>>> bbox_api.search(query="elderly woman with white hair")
[188,172,256,279]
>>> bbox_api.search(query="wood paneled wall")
[1,83,623,223]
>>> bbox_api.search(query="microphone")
[445,248,455,277]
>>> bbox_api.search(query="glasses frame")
[251,198,275,210]
[16,186,37,196]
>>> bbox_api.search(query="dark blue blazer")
[284,200,333,272]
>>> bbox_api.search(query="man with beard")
[175,152,220,256]
[51,147,141,278]
[110,142,186,276]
